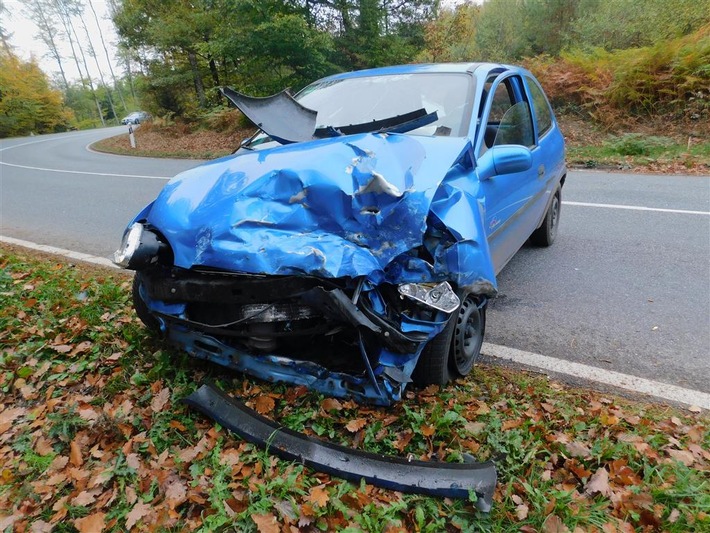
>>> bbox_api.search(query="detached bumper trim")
[184,382,497,511]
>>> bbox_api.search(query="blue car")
[114,63,566,405]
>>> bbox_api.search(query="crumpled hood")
[147,133,471,282]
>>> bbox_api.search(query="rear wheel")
[412,295,486,386]
[132,273,161,331]
[530,188,560,246]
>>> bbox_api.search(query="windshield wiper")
[315,108,438,138]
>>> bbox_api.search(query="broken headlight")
[113,223,168,269]
[398,282,460,313]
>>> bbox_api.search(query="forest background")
[1,0,709,168]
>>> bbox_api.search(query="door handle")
[537,165,545,179]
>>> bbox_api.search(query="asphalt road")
[2,128,709,392]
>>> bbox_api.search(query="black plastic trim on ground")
[184,382,497,511]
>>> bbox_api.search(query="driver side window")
[481,77,535,152]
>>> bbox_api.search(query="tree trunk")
[88,0,127,112]
[65,7,105,126]
[78,9,117,122]
[26,0,69,89]
[208,55,220,86]
[54,0,88,86]
[188,50,207,108]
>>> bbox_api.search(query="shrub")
[525,24,710,130]
[605,134,672,156]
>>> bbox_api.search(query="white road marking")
[566,201,709,216]
[0,160,171,180]
[0,129,173,179]
[0,235,119,269]
[0,130,102,152]
[482,342,710,410]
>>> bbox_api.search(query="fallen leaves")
[345,418,367,433]
[666,448,695,466]
[307,485,330,507]
[585,467,611,497]
[542,514,570,533]
[70,439,83,468]
[73,512,105,533]
[71,489,99,507]
[150,387,171,413]
[164,477,187,509]
[1,248,709,533]
[565,441,592,459]
[125,501,152,530]
[254,395,275,415]
[321,398,343,412]
[251,513,280,533]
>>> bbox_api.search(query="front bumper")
[185,382,497,510]
[138,267,453,405]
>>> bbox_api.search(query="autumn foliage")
[0,51,74,138]
[525,24,710,131]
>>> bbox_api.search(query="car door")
[523,74,566,225]
[476,74,543,273]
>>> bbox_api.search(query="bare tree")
[88,0,127,112]
[24,0,69,89]
[54,0,105,125]
[52,0,87,82]
[0,0,14,54]
[76,2,118,122]
[106,0,137,104]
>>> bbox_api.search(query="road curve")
[2,129,709,392]
[1,127,201,256]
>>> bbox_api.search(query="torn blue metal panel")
[169,327,424,405]
[146,132,496,289]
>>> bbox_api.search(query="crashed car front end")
[116,128,497,405]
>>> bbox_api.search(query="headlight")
[113,223,167,269]
[113,223,144,268]
[398,282,460,313]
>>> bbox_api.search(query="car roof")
[318,62,515,82]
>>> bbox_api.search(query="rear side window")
[526,77,553,136]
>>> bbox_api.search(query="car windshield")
[297,73,473,138]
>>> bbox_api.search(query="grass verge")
[1,246,708,532]
[566,133,710,174]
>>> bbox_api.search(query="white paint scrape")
[482,342,710,410]
[0,235,118,269]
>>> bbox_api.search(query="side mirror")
[477,145,533,181]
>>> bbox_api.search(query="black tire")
[530,188,561,247]
[412,295,486,386]
[132,273,161,331]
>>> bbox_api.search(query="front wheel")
[412,295,486,386]
[530,188,561,247]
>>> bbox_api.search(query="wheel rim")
[549,194,560,239]
[452,299,484,375]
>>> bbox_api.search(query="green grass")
[567,133,710,171]
[0,246,708,532]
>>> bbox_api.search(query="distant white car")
[121,111,150,125]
